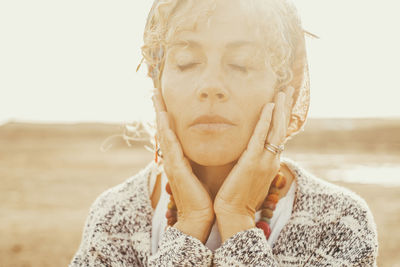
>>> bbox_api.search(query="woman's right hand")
[152,88,215,243]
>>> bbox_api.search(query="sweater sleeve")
[213,227,280,266]
[148,226,213,266]
[69,190,214,266]
[68,192,143,266]
[69,213,214,266]
[213,203,378,266]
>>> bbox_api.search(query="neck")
[189,159,238,202]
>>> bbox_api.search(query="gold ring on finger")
[264,142,284,155]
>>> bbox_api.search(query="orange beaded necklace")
[164,170,287,240]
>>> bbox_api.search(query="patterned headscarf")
[285,34,310,143]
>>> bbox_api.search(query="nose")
[196,76,230,102]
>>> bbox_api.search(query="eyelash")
[229,64,248,73]
[177,63,200,71]
[177,63,248,73]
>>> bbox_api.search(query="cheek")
[234,84,275,145]
[230,70,276,99]
[161,89,195,138]
[234,81,275,120]
[242,105,264,139]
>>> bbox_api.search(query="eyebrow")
[170,39,257,49]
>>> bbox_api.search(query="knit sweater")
[69,156,379,266]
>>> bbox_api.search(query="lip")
[190,114,235,126]
[190,123,235,133]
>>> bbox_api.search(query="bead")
[259,217,271,224]
[167,217,177,226]
[273,172,286,189]
[274,171,283,180]
[167,201,176,210]
[256,220,271,239]
[165,209,172,219]
[268,186,280,195]
[165,183,172,195]
[165,209,177,219]
[262,201,276,210]
[266,193,279,204]
[261,209,273,218]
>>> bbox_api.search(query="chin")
[183,144,242,166]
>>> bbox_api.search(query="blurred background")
[1,0,399,266]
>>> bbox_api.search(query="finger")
[152,95,161,136]
[153,89,194,185]
[152,96,164,150]
[152,92,170,156]
[266,92,286,146]
[247,102,275,154]
[152,90,172,143]
[152,90,163,113]
[153,89,174,133]
[158,111,182,159]
[153,88,168,112]
[157,112,199,176]
[152,92,161,126]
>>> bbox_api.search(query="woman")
[70,0,378,266]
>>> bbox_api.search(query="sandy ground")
[0,120,399,267]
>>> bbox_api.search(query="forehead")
[166,0,267,51]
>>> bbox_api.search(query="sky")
[1,0,399,125]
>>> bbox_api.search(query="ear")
[285,34,310,141]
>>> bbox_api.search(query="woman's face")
[161,0,278,166]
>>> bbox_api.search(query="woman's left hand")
[213,87,294,242]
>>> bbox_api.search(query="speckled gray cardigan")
[69,156,378,266]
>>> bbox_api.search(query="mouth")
[189,114,236,133]
[189,123,235,132]
[190,114,235,127]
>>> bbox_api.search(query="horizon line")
[2,116,400,127]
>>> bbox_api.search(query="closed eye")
[229,64,248,73]
[177,63,200,71]
[177,63,248,73]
